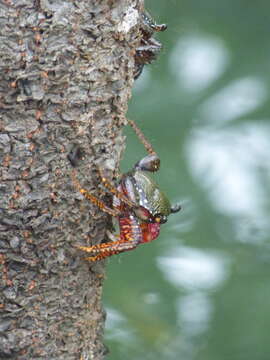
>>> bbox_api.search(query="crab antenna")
[128,119,156,155]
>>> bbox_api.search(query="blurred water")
[169,34,230,93]
[104,1,270,359]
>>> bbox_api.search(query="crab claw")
[134,154,160,172]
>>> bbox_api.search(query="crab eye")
[154,214,167,224]
[133,206,152,222]
[171,204,181,213]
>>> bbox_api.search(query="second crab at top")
[134,11,167,79]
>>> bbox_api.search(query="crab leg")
[128,119,156,155]
[75,239,140,261]
[98,168,138,208]
[71,169,120,217]
[76,217,143,261]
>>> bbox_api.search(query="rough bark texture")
[0,0,142,359]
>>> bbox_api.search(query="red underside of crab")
[142,222,160,242]
[119,215,160,244]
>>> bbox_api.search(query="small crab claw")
[134,154,160,172]
[170,204,181,213]
[155,23,167,32]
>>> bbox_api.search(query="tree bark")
[0,0,142,358]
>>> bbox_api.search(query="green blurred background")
[104,1,270,359]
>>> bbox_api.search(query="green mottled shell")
[132,170,171,216]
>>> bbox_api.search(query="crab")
[71,120,181,261]
[134,11,167,79]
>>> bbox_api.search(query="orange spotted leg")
[98,168,139,208]
[71,169,120,217]
[128,119,156,156]
[128,119,161,173]
[75,238,140,261]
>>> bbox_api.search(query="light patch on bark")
[117,5,139,33]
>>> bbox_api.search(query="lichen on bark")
[0,0,143,358]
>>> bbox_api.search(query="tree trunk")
[0,0,142,358]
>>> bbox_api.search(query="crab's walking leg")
[128,119,161,172]
[76,239,140,261]
[128,119,156,155]
[98,169,138,208]
[71,169,120,217]
[76,218,143,261]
